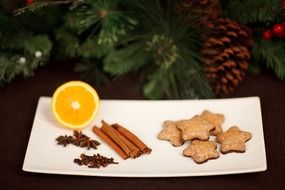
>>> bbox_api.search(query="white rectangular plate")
[23,97,267,177]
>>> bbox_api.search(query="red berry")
[26,0,33,5]
[272,23,285,38]
[262,29,273,41]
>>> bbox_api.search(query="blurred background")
[0,0,284,99]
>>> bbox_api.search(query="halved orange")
[51,81,100,129]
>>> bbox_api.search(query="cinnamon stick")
[101,120,132,157]
[112,124,152,154]
[114,129,142,158]
[92,126,128,160]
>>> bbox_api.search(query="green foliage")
[222,0,284,24]
[54,28,80,58]
[103,0,213,99]
[74,59,109,86]
[143,56,213,99]
[0,57,17,84]
[173,56,214,99]
[223,0,285,81]
[0,6,58,85]
[145,35,178,68]
[0,34,52,85]
[143,68,171,99]
[79,37,114,59]
[252,40,285,80]
[57,0,137,84]
[13,0,79,16]
[2,0,284,99]
[20,35,52,56]
[65,0,136,46]
[104,42,150,75]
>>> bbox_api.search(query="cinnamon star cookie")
[183,140,219,164]
[200,110,225,136]
[216,126,252,154]
[177,116,214,141]
[158,121,183,147]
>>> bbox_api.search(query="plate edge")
[22,97,47,171]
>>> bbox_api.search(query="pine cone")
[201,18,253,96]
[175,0,220,26]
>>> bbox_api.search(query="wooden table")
[0,60,284,190]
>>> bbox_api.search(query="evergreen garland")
[65,0,136,46]
[103,0,213,99]
[0,12,52,85]
[0,0,284,98]
[252,39,285,80]
[222,0,283,24]
[222,0,285,80]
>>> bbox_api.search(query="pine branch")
[20,35,52,55]
[54,28,80,58]
[79,37,114,59]
[173,56,214,99]
[143,68,171,99]
[74,59,110,85]
[65,0,136,46]
[0,35,52,85]
[103,0,213,99]
[252,39,285,80]
[13,0,77,15]
[143,55,214,100]
[104,42,151,75]
[0,56,18,85]
[222,0,283,24]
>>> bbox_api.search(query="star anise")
[72,131,89,146]
[73,130,88,140]
[72,130,100,149]
[56,135,74,147]
[78,139,101,149]
[56,131,100,149]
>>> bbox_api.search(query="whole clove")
[74,153,118,168]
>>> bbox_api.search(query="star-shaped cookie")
[157,121,184,147]
[216,126,252,154]
[200,110,225,136]
[176,116,214,141]
[183,140,219,164]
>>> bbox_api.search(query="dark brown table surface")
[0,60,284,190]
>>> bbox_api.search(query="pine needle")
[252,40,285,80]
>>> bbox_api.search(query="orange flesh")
[55,85,96,125]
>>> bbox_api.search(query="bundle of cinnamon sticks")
[93,120,152,160]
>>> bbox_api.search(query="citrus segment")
[52,81,100,129]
